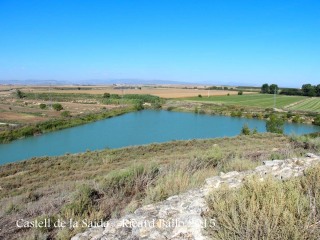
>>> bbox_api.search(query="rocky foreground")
[72,153,320,240]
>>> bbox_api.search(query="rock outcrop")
[72,153,320,240]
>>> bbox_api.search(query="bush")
[62,185,100,220]
[122,94,160,103]
[287,111,294,118]
[206,164,320,239]
[61,111,71,117]
[313,115,320,126]
[240,124,258,135]
[52,103,63,111]
[110,94,121,99]
[198,94,202,98]
[292,115,301,123]
[134,101,144,111]
[39,103,46,109]
[238,90,243,95]
[266,114,284,134]
[16,89,25,99]
[240,124,251,135]
[103,93,111,98]
[231,111,242,118]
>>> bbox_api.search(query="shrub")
[110,94,121,99]
[16,89,25,99]
[6,203,20,214]
[240,124,258,135]
[206,164,320,239]
[122,94,160,103]
[61,111,71,117]
[287,111,294,118]
[134,101,144,111]
[52,103,63,111]
[220,158,259,172]
[266,114,284,134]
[231,111,242,118]
[238,90,243,95]
[103,93,111,98]
[61,185,100,220]
[35,215,58,233]
[292,115,301,123]
[198,94,202,98]
[144,170,197,203]
[39,103,46,109]
[313,115,320,126]
[240,124,251,135]
[152,102,162,109]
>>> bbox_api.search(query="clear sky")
[0,0,319,87]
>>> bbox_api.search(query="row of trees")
[261,83,320,97]
[261,84,279,94]
[281,84,320,97]
[301,84,320,97]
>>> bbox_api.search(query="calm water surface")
[1,110,319,165]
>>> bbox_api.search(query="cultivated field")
[0,97,119,124]
[184,94,308,109]
[286,97,320,112]
[9,85,254,98]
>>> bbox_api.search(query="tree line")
[261,83,320,97]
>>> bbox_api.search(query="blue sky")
[0,0,319,87]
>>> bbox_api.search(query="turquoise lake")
[1,110,319,165]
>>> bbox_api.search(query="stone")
[263,160,284,166]
[306,153,317,158]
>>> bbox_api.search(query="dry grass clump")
[206,164,320,240]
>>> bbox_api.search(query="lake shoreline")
[1,110,319,165]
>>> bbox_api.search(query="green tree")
[261,83,269,94]
[302,84,316,97]
[266,115,284,134]
[16,89,24,99]
[52,103,63,111]
[269,84,278,94]
[316,84,320,97]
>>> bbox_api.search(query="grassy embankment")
[1,133,319,239]
[0,93,162,143]
[165,94,320,125]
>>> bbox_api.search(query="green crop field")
[286,98,320,112]
[184,94,307,109]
